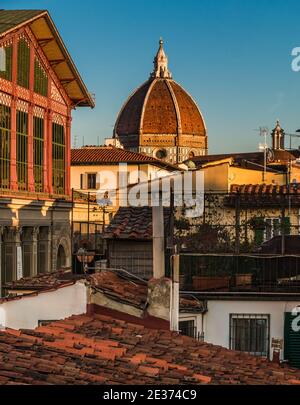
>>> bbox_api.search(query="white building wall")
[204,300,300,358]
[179,300,300,359]
[0,281,87,330]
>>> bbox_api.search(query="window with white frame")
[229,314,270,357]
[264,217,281,241]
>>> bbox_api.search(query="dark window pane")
[0,104,11,188]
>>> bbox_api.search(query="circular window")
[155,149,167,159]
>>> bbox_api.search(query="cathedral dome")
[113,39,207,163]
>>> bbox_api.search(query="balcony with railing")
[179,254,300,294]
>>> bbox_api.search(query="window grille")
[34,57,48,96]
[33,116,44,192]
[0,44,12,81]
[0,104,11,188]
[229,314,270,357]
[17,38,30,88]
[52,122,65,195]
[16,110,28,191]
[179,319,200,340]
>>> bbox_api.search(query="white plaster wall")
[204,300,300,358]
[0,281,87,330]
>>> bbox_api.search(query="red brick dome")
[113,40,207,162]
[114,78,207,138]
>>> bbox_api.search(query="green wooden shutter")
[254,229,264,245]
[282,217,291,235]
[284,312,300,368]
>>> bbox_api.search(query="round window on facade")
[155,149,167,159]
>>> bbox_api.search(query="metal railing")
[179,253,300,293]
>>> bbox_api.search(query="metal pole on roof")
[87,191,90,241]
[71,188,75,274]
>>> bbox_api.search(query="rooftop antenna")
[73,134,78,149]
[257,127,269,182]
[82,136,85,147]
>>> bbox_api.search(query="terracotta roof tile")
[71,146,176,169]
[3,270,85,293]
[1,312,299,385]
[105,206,170,240]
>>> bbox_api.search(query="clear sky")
[3,0,300,153]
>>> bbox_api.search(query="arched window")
[17,38,30,88]
[52,121,65,195]
[33,116,44,192]
[16,110,28,190]
[0,104,11,189]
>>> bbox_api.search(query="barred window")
[16,110,28,191]
[34,57,48,96]
[33,116,44,192]
[0,104,11,188]
[52,122,65,195]
[17,38,30,88]
[229,314,270,357]
[0,44,12,81]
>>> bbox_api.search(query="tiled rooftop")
[190,150,300,167]
[1,313,300,385]
[89,270,205,313]
[90,271,148,309]
[105,206,170,240]
[4,270,84,292]
[71,146,176,169]
[230,183,300,195]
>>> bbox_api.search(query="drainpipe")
[170,253,179,331]
[152,205,165,279]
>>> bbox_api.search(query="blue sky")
[3,0,300,153]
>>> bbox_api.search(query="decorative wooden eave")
[0,9,95,108]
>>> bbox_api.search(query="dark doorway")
[57,244,66,269]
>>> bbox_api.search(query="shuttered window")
[284,312,300,368]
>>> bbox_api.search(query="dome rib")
[165,79,182,135]
[114,80,151,137]
[141,79,178,135]
[139,78,157,135]
[169,81,207,136]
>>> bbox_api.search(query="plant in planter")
[248,216,266,231]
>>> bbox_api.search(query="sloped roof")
[189,150,300,169]
[90,270,205,312]
[105,206,170,240]
[0,9,94,107]
[1,313,300,385]
[71,146,177,169]
[0,9,44,34]
[3,269,85,292]
[230,183,300,195]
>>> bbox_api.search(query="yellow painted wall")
[71,163,172,192]
[202,162,287,193]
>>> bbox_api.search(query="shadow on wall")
[0,198,72,287]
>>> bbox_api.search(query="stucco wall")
[204,300,300,358]
[0,281,87,330]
